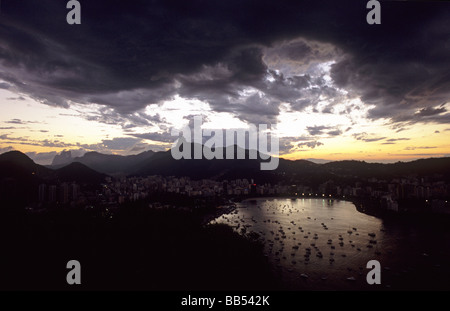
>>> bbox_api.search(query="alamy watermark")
[66,259,81,285]
[170,116,279,170]
[366,259,381,284]
[366,0,381,25]
[66,0,81,25]
[63,1,380,26]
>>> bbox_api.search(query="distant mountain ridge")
[0,151,107,184]
[0,151,108,207]
[46,145,450,183]
[2,148,450,210]
[49,150,155,175]
[4,148,450,185]
[51,150,72,166]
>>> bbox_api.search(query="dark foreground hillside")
[0,205,279,291]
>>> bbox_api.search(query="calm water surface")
[211,198,450,290]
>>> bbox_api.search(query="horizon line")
[1,148,450,167]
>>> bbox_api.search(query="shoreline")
[207,195,450,226]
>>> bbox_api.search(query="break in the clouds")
[0,0,448,130]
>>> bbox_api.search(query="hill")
[0,151,108,208]
[49,150,155,175]
[55,162,107,184]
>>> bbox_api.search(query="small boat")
[300,273,309,279]
[346,277,356,281]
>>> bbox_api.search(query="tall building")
[71,183,80,201]
[49,185,57,202]
[38,184,47,202]
[60,183,69,204]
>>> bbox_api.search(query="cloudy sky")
[0,0,449,165]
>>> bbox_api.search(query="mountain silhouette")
[130,143,450,184]
[0,151,53,207]
[55,162,107,184]
[46,145,450,183]
[131,143,281,182]
[49,150,155,176]
[0,151,109,208]
[0,150,54,180]
[0,151,107,184]
[1,149,450,209]
[51,149,72,166]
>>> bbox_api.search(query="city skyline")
[0,1,449,165]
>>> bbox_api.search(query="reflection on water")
[211,198,450,290]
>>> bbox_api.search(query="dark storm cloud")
[329,1,450,125]
[0,0,448,126]
[83,107,167,130]
[415,106,447,117]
